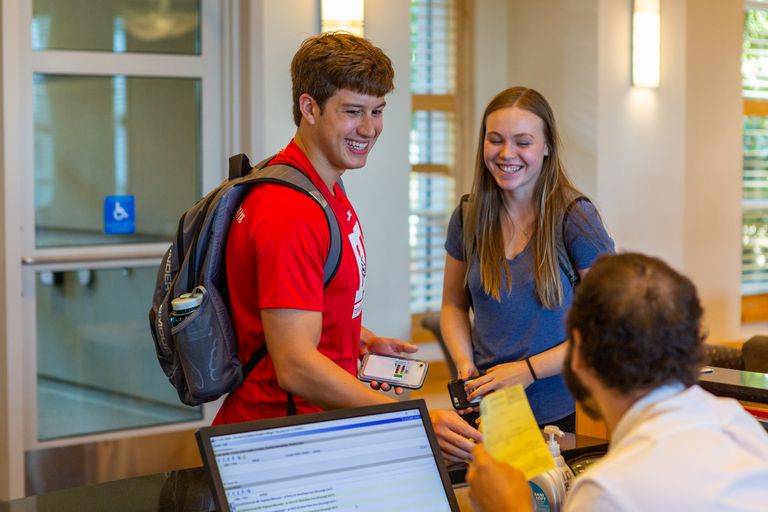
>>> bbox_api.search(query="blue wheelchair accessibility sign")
[104,195,135,235]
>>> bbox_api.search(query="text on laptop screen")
[208,408,453,511]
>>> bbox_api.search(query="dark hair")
[567,253,706,393]
[290,32,395,126]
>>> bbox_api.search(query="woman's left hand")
[466,361,534,402]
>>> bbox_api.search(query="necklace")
[503,208,533,240]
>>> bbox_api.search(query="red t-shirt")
[213,141,366,424]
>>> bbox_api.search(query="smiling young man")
[212,33,478,461]
[212,33,407,425]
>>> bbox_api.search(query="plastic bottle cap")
[543,425,564,457]
[171,291,203,312]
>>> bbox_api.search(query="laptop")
[196,399,460,512]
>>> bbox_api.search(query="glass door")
[19,0,225,446]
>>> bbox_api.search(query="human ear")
[571,329,602,386]
[570,329,585,371]
[299,93,318,125]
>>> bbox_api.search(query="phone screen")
[359,354,428,389]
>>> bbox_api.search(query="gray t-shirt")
[444,198,615,424]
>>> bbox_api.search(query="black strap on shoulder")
[457,194,474,311]
[239,344,296,417]
[460,193,586,290]
[559,196,591,290]
[241,344,268,378]
[458,193,472,255]
[229,153,252,180]
[287,392,297,416]
[458,193,471,229]
[557,248,579,291]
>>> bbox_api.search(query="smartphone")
[447,378,482,410]
[358,353,429,390]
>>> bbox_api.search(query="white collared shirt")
[565,384,768,512]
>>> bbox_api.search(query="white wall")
[596,0,687,266]
[506,0,598,197]
[474,0,509,136]
[249,1,316,157]
[597,0,746,341]
[247,0,412,339]
[683,1,745,340]
[347,0,412,339]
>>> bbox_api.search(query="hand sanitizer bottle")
[529,426,576,512]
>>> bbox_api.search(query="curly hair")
[290,32,394,126]
[567,253,706,393]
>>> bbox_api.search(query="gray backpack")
[149,154,342,406]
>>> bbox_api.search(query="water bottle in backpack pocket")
[148,153,344,406]
[170,286,244,404]
[169,288,204,327]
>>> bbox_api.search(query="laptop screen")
[197,400,458,512]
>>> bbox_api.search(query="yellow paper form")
[479,384,554,480]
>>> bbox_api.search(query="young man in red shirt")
[214,33,479,463]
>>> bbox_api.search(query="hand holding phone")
[357,353,429,390]
[447,378,482,410]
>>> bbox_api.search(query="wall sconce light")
[632,0,660,88]
[321,0,365,37]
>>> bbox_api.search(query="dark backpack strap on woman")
[558,196,591,289]
[460,193,586,290]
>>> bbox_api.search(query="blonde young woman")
[441,87,614,430]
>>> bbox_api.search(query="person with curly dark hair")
[467,253,768,512]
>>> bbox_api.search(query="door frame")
[1,0,235,498]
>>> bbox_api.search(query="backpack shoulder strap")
[229,153,252,180]
[229,153,275,180]
[243,164,343,288]
[461,192,585,291]
[236,161,342,381]
[559,195,590,289]
[458,193,473,250]
[459,194,471,225]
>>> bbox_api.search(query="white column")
[1,0,29,500]
[346,0,412,339]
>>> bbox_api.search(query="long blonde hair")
[463,87,584,309]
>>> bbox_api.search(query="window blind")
[742,5,768,294]
[410,0,456,95]
[409,0,458,314]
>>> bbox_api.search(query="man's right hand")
[429,409,482,463]
[467,444,533,512]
